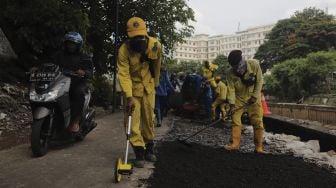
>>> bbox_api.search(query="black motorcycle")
[28,63,96,157]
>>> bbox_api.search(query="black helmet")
[228,50,242,66]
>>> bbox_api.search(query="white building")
[173,24,275,63]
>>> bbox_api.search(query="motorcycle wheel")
[75,131,85,141]
[31,118,50,157]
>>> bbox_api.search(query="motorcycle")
[28,63,96,157]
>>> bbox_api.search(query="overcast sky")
[187,0,336,35]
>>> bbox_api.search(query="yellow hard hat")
[126,17,147,38]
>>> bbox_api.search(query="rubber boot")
[145,142,157,162]
[254,129,266,154]
[133,146,145,168]
[224,126,241,151]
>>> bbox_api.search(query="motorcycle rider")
[52,32,93,133]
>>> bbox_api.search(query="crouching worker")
[202,61,218,88]
[224,50,266,153]
[211,76,228,121]
[117,17,162,168]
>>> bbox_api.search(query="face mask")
[232,59,247,76]
[129,36,147,53]
[64,41,78,53]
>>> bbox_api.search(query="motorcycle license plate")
[30,72,56,82]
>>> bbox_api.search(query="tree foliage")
[264,51,336,101]
[166,59,202,74]
[212,54,230,77]
[0,0,90,68]
[255,7,336,71]
[0,0,195,75]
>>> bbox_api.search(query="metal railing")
[268,103,336,125]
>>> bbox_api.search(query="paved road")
[0,112,169,188]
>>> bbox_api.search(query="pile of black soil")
[147,141,336,188]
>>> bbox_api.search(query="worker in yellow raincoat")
[118,17,161,168]
[211,76,228,121]
[224,50,265,153]
[202,61,218,88]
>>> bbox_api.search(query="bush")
[265,50,336,101]
[91,75,113,107]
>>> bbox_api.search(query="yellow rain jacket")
[202,63,218,88]
[227,59,264,129]
[118,36,161,147]
[211,81,228,120]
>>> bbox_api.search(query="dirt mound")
[148,141,336,188]
[0,83,31,150]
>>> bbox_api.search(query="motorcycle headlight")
[30,83,65,102]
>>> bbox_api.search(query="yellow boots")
[225,127,266,154]
[224,126,241,150]
[254,129,265,154]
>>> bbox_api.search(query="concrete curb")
[264,115,336,152]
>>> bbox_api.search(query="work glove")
[126,97,136,114]
[228,104,235,117]
[248,96,257,105]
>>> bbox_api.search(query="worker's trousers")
[124,91,155,147]
[232,99,264,130]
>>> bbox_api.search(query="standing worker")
[155,67,175,127]
[224,50,265,153]
[117,17,162,168]
[211,76,228,121]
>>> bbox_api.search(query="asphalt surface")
[147,118,336,188]
[0,112,169,188]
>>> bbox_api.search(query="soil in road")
[147,118,336,188]
[147,141,336,188]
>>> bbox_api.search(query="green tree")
[0,0,90,68]
[212,54,230,77]
[70,0,195,74]
[0,0,195,75]
[264,51,336,101]
[255,7,336,71]
[166,60,202,73]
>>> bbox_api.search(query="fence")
[268,103,336,125]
